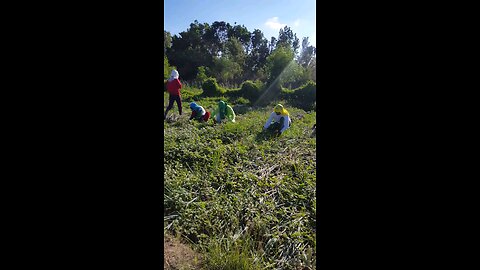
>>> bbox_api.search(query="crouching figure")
[263,104,291,135]
[189,102,210,122]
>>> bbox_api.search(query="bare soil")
[164,234,203,270]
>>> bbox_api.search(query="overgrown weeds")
[164,94,316,269]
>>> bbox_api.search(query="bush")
[224,88,241,99]
[235,97,250,105]
[202,77,226,97]
[164,80,168,92]
[282,81,316,111]
[239,80,264,103]
[296,80,316,101]
[180,86,203,102]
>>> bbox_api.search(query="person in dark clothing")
[164,69,182,120]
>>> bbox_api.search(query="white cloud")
[264,17,287,30]
[293,19,301,27]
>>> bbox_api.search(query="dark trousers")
[267,122,282,132]
[164,95,182,118]
[267,117,285,132]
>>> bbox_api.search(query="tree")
[277,26,300,54]
[166,21,213,81]
[165,20,308,85]
[265,45,295,86]
[269,37,277,53]
[164,56,176,80]
[228,24,251,54]
[164,31,172,56]
[212,56,242,85]
[306,55,316,82]
[164,56,170,79]
[224,37,246,83]
[282,61,305,89]
[205,21,232,57]
[298,37,316,68]
[196,66,209,84]
[246,29,270,79]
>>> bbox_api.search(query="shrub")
[202,77,225,97]
[224,88,242,99]
[239,80,264,103]
[296,80,316,101]
[282,81,316,111]
[235,97,250,105]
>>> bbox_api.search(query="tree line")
[164,20,316,89]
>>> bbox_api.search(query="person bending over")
[263,104,292,135]
[212,100,235,124]
[189,102,210,122]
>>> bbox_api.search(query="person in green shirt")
[212,100,235,123]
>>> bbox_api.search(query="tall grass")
[203,236,262,270]
[164,87,316,269]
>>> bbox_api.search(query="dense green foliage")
[196,66,209,84]
[202,77,226,97]
[265,45,295,84]
[164,56,171,80]
[165,20,316,88]
[238,80,264,103]
[164,18,317,270]
[281,81,317,111]
[164,56,177,80]
[164,101,316,269]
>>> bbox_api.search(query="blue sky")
[164,0,316,47]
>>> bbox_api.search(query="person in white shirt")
[263,104,292,135]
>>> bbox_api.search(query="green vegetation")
[164,18,317,270]
[202,77,226,97]
[281,81,317,111]
[238,80,264,103]
[164,21,316,87]
[164,86,316,269]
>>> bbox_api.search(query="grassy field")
[164,86,316,269]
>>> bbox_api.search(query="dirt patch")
[164,234,203,270]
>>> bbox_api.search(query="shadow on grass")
[254,129,280,143]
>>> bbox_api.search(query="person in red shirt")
[164,69,183,120]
